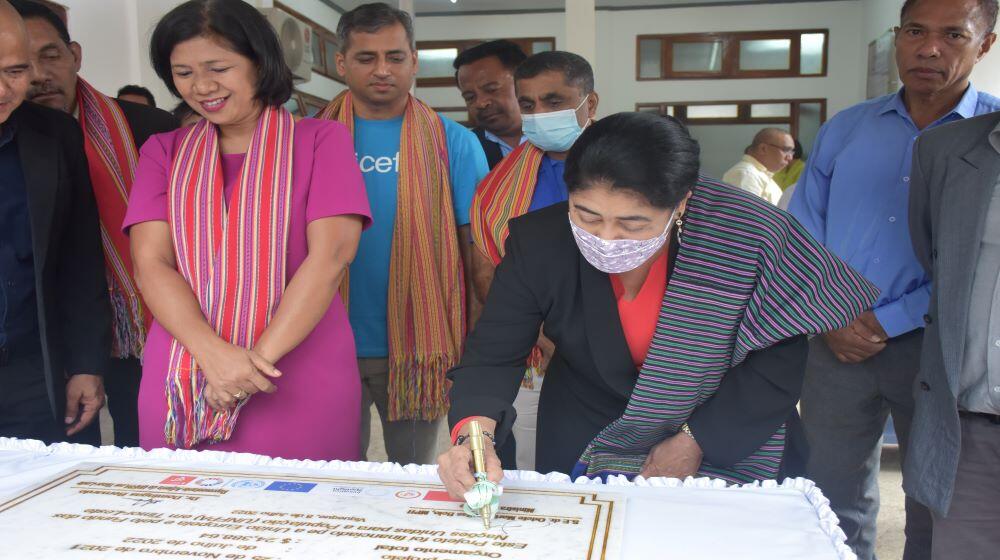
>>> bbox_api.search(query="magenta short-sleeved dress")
[123,118,371,461]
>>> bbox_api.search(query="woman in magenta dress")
[123,0,370,460]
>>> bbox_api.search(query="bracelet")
[679,422,696,442]
[455,430,495,447]
[450,416,476,444]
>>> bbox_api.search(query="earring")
[674,216,684,239]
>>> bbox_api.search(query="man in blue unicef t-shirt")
[327,4,487,466]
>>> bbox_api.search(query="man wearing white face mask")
[469,51,598,471]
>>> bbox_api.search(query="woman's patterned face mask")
[568,208,677,274]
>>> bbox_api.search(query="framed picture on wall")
[866,29,899,99]
[286,91,330,118]
[298,91,330,117]
[311,27,325,75]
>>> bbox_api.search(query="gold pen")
[468,420,491,530]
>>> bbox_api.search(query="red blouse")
[609,249,670,368]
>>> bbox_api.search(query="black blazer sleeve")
[447,220,543,445]
[57,116,111,375]
[116,100,180,149]
[687,334,808,467]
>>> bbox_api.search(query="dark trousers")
[0,351,101,446]
[103,356,141,447]
[930,415,1000,560]
[0,352,63,443]
[802,330,933,560]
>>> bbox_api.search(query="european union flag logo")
[265,481,317,493]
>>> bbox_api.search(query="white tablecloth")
[0,438,854,559]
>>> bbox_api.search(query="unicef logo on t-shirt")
[357,152,400,174]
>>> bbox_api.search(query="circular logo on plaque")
[362,487,389,497]
[195,477,226,487]
[394,490,422,499]
[229,479,266,489]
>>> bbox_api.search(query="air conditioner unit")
[262,7,312,84]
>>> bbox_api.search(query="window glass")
[750,103,791,118]
[673,41,723,73]
[798,102,823,156]
[800,33,825,74]
[639,39,662,78]
[738,39,791,71]
[417,48,459,79]
[687,104,739,119]
[532,40,554,54]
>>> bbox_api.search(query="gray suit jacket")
[906,110,1000,516]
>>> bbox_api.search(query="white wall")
[58,0,344,111]
[134,0,188,108]
[863,0,900,47]
[61,0,141,100]
[862,0,1000,97]
[415,1,866,119]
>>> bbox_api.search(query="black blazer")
[13,102,111,418]
[115,98,180,149]
[449,202,808,476]
[472,127,505,170]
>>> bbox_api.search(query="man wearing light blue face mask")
[471,50,599,302]
[468,50,599,471]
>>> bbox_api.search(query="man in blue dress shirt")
[789,0,999,558]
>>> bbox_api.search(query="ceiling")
[326,0,830,16]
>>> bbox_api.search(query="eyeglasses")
[766,143,796,155]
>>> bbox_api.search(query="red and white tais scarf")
[76,78,148,358]
[470,142,547,387]
[164,106,295,448]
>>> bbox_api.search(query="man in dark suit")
[13,0,178,448]
[0,0,111,444]
[908,109,1000,559]
[454,40,527,170]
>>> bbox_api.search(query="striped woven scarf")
[470,141,547,385]
[576,178,880,483]
[318,92,464,421]
[164,106,294,448]
[76,78,147,358]
[471,141,544,266]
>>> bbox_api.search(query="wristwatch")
[456,430,496,447]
